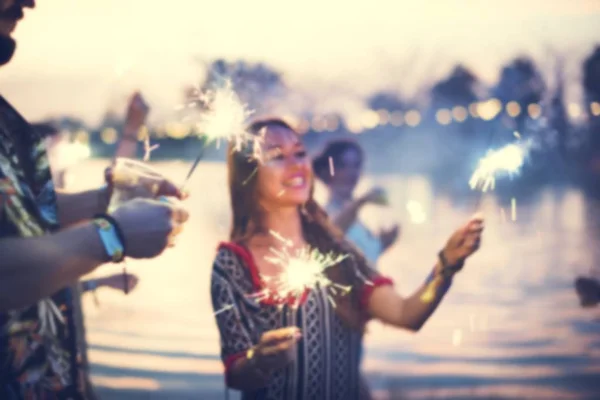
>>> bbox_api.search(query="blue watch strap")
[93,217,125,263]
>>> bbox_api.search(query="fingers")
[127,274,139,290]
[469,212,485,225]
[158,178,187,200]
[260,338,298,357]
[172,205,190,224]
[464,235,481,251]
[158,197,190,224]
[167,222,183,247]
[260,327,302,346]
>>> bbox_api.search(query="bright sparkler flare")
[469,142,529,192]
[253,232,351,309]
[196,79,255,152]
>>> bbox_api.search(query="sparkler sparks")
[406,200,427,224]
[328,156,335,177]
[142,129,160,162]
[196,79,255,151]
[252,231,351,308]
[214,303,235,316]
[511,197,517,221]
[182,79,259,188]
[469,141,530,192]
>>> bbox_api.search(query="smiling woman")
[208,117,485,399]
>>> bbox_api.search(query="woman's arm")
[364,216,484,331]
[331,197,367,233]
[331,188,387,233]
[366,258,453,331]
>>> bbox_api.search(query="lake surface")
[66,160,600,400]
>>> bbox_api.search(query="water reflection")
[67,161,600,399]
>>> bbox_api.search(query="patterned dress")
[211,242,393,400]
[0,96,81,399]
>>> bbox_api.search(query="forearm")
[227,355,271,391]
[398,261,453,330]
[369,261,454,332]
[0,223,108,311]
[114,125,139,161]
[80,278,99,293]
[56,188,109,227]
[114,138,138,160]
[332,198,365,233]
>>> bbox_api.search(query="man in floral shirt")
[0,2,191,398]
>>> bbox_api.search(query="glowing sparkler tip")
[469,141,530,192]
[256,231,351,309]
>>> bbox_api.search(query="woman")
[210,118,484,399]
[312,140,399,268]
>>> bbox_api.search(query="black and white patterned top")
[211,242,393,400]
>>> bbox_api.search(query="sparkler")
[211,235,352,317]
[182,79,256,189]
[469,141,530,193]
[251,231,352,309]
[142,130,159,162]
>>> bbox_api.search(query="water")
[67,160,600,400]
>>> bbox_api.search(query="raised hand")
[441,214,484,267]
[361,187,388,206]
[380,223,401,251]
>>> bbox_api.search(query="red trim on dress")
[218,242,262,290]
[359,276,394,312]
[218,242,310,307]
[223,351,247,386]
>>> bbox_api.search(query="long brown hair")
[227,117,377,330]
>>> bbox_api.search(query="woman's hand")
[442,214,484,267]
[360,187,388,206]
[97,273,140,293]
[252,327,302,373]
[380,224,400,251]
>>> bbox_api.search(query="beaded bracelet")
[438,250,464,280]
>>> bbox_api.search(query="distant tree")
[493,57,546,132]
[196,58,286,113]
[430,65,479,109]
[494,58,546,107]
[583,46,600,103]
[367,92,406,111]
[582,46,600,156]
[547,55,569,156]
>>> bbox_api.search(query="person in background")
[0,2,190,398]
[312,139,400,268]
[575,276,600,307]
[312,139,402,388]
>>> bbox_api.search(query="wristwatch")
[93,217,125,263]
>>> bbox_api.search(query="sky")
[0,0,599,125]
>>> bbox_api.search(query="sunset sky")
[1,0,599,125]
